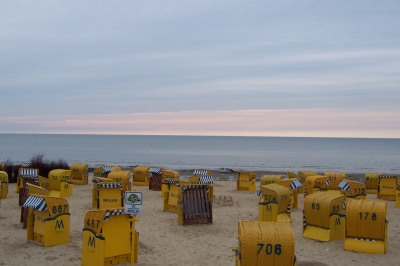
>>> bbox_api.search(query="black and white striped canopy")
[198,176,214,184]
[97,183,123,189]
[149,168,162,174]
[193,170,209,176]
[102,166,114,173]
[104,209,127,221]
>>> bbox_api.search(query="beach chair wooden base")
[178,186,212,226]
[149,174,162,191]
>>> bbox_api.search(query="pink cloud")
[1,108,399,138]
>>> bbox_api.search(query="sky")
[1,1,400,138]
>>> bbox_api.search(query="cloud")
[1,108,399,138]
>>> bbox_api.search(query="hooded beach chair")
[234,221,296,266]
[47,169,73,198]
[297,170,318,194]
[302,191,345,242]
[364,172,381,194]
[323,171,347,192]
[377,174,397,201]
[69,162,89,185]
[162,179,181,213]
[81,208,139,266]
[275,178,302,209]
[344,198,388,254]
[304,175,329,196]
[236,170,256,192]
[338,180,366,210]
[160,169,180,196]
[132,165,151,186]
[93,165,122,178]
[20,183,49,229]
[16,168,39,193]
[258,183,292,222]
[24,195,70,247]
[107,170,131,193]
[91,177,124,209]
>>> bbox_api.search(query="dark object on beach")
[217,168,235,173]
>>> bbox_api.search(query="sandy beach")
[0,170,399,266]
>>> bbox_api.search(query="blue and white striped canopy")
[338,181,350,191]
[198,176,214,184]
[326,180,331,186]
[19,169,38,176]
[23,196,47,211]
[149,168,162,174]
[289,180,302,190]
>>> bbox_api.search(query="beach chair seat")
[302,191,345,242]
[258,183,292,222]
[234,221,296,266]
[132,165,151,186]
[178,184,213,226]
[236,170,256,192]
[81,208,139,266]
[24,195,70,247]
[69,162,89,185]
[344,198,387,254]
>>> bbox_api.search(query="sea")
[0,134,399,174]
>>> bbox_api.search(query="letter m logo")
[88,236,96,248]
[266,204,273,213]
[335,217,341,227]
[55,219,64,229]
[64,183,69,189]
